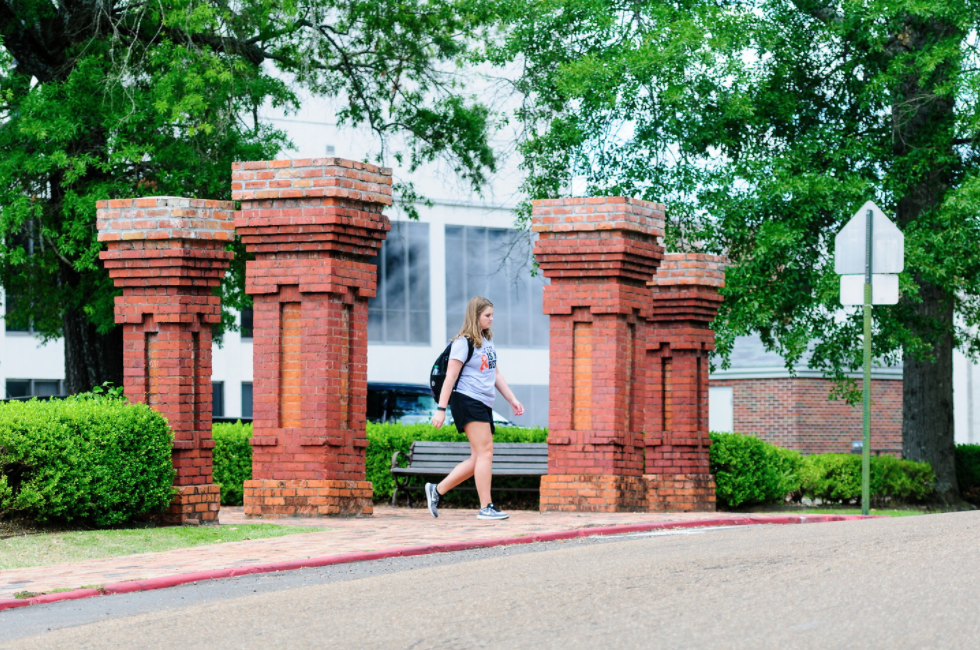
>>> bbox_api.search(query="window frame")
[368,220,431,346]
[212,381,225,418]
[4,379,65,399]
[444,225,549,350]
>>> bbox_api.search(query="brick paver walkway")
[0,507,780,600]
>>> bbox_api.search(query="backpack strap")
[453,337,476,392]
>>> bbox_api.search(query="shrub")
[709,432,803,508]
[955,444,980,504]
[798,454,935,505]
[212,421,253,506]
[0,392,175,526]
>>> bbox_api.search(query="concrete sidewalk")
[1,506,797,600]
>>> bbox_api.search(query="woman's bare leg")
[437,456,475,495]
[435,422,494,506]
[464,422,494,508]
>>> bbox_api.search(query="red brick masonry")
[97,196,235,524]
[532,199,725,513]
[532,197,665,512]
[710,377,903,456]
[643,253,726,511]
[233,157,391,517]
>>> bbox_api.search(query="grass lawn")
[733,504,931,517]
[796,508,925,517]
[0,524,327,571]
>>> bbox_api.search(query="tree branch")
[792,0,843,25]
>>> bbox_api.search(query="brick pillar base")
[643,253,726,513]
[234,158,390,518]
[243,480,373,518]
[539,475,646,513]
[644,474,716,512]
[161,485,222,525]
[97,197,235,525]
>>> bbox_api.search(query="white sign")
[840,274,899,305]
[834,201,904,275]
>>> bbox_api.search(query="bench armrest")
[391,450,408,471]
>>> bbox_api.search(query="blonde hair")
[455,296,494,348]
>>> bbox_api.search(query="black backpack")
[430,337,475,400]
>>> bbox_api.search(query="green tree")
[0,0,498,392]
[497,0,980,502]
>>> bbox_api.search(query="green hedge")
[0,392,175,526]
[211,422,548,506]
[798,454,934,505]
[211,425,941,509]
[709,432,803,508]
[710,432,936,508]
[955,444,980,504]
[213,421,253,506]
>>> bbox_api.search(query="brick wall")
[97,196,235,524]
[533,197,664,512]
[710,377,903,455]
[642,253,726,512]
[233,157,390,518]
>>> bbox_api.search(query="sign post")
[862,208,873,515]
[835,201,904,515]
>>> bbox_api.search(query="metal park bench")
[389,440,549,506]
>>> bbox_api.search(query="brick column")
[643,253,726,511]
[97,197,235,524]
[532,197,665,512]
[233,158,390,517]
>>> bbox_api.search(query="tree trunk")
[59,259,124,395]
[62,306,124,395]
[891,16,963,504]
[901,282,958,503]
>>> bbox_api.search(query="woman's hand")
[432,410,446,429]
[509,399,524,417]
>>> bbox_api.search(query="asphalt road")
[3,511,979,650]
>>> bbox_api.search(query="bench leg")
[390,484,399,507]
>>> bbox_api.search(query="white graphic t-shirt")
[450,336,497,407]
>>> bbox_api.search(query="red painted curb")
[0,588,102,611]
[0,513,871,612]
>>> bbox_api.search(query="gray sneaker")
[425,483,440,518]
[477,503,509,520]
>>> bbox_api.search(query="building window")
[708,386,734,433]
[445,226,549,348]
[4,224,37,334]
[4,294,30,333]
[5,380,30,398]
[241,382,253,419]
[5,379,63,399]
[212,382,225,418]
[368,221,430,345]
[240,307,253,339]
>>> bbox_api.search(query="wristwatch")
[436,406,447,412]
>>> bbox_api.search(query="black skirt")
[450,392,495,435]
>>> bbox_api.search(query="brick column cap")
[96,197,235,243]
[530,197,665,238]
[648,253,727,289]
[231,158,392,205]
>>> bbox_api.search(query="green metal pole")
[862,208,873,516]
[862,287,872,515]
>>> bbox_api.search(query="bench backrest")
[409,440,548,475]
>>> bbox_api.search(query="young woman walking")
[427,296,524,520]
